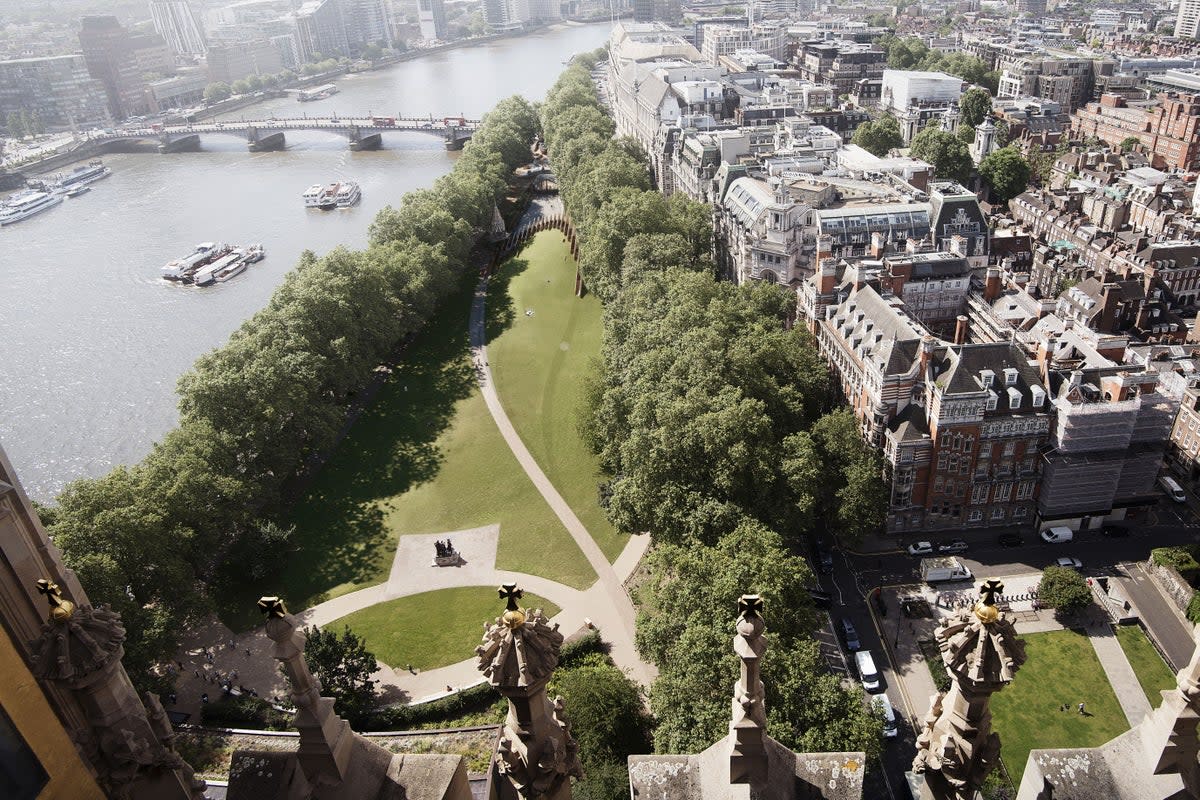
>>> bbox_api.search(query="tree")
[6,110,25,138]
[910,126,973,184]
[231,79,252,95]
[361,43,383,60]
[1120,135,1141,153]
[979,145,1032,202]
[1037,566,1092,618]
[851,114,903,157]
[302,625,379,723]
[245,74,263,91]
[959,87,993,129]
[204,81,232,103]
[810,408,888,546]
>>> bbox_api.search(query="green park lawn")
[331,586,561,671]
[232,274,595,626]
[1116,625,1177,707]
[485,231,627,562]
[991,629,1129,784]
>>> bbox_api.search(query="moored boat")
[161,242,222,280]
[192,250,241,286]
[243,243,266,263]
[65,186,91,198]
[56,160,111,191]
[0,191,63,225]
[335,181,361,208]
[317,183,340,210]
[214,250,248,282]
[302,184,324,208]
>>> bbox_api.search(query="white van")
[1040,526,1074,544]
[871,695,899,738]
[855,650,882,692]
[1160,475,1187,503]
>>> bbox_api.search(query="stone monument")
[911,578,1026,800]
[476,582,582,799]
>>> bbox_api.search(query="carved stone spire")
[28,578,206,799]
[1139,625,1200,795]
[912,578,1026,800]
[476,583,581,799]
[258,596,353,787]
[730,594,768,785]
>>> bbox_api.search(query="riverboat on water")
[161,242,265,284]
[335,181,361,207]
[297,83,338,102]
[55,160,111,191]
[0,191,63,225]
[161,242,225,280]
[65,186,91,198]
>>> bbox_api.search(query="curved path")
[469,269,656,688]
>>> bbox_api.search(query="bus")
[371,116,396,127]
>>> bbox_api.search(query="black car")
[997,533,1023,547]
[1101,523,1132,537]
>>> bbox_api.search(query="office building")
[342,0,393,52]
[0,54,109,129]
[1072,93,1200,170]
[78,16,150,120]
[294,0,349,61]
[418,0,448,41]
[150,0,208,57]
[207,40,284,83]
[1177,0,1200,39]
[482,0,530,32]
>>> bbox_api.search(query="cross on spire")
[979,579,1005,607]
[499,583,523,612]
[258,596,288,618]
[738,594,764,619]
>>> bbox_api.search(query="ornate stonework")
[476,583,582,798]
[730,594,768,785]
[913,579,1026,800]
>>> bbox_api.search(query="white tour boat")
[302,184,325,208]
[0,191,63,225]
[56,160,111,191]
[161,242,220,280]
[335,181,361,208]
[193,250,242,286]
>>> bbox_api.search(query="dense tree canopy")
[877,35,999,93]
[959,87,993,130]
[851,113,903,157]
[910,125,973,184]
[1037,566,1092,618]
[303,625,380,724]
[979,145,1032,202]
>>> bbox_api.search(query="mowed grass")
[331,586,561,671]
[1116,625,1177,707]
[221,273,595,628]
[486,231,626,562]
[991,629,1129,783]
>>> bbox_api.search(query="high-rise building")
[481,0,530,32]
[418,0,448,41]
[78,15,149,120]
[207,39,284,83]
[342,0,393,51]
[149,0,208,57]
[1177,0,1200,39]
[0,54,110,129]
[293,0,349,61]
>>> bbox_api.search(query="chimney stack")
[984,266,1002,302]
[955,315,969,345]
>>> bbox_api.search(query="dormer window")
[986,390,999,411]
[1004,368,1018,386]
[1030,386,1046,407]
[1007,387,1022,408]
[980,369,995,388]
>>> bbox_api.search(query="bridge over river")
[94,115,483,153]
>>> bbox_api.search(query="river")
[0,21,610,501]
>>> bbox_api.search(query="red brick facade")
[1072,93,1200,170]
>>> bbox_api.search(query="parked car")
[907,541,934,556]
[1056,556,1083,569]
[840,618,861,651]
[871,695,899,738]
[1101,523,1131,538]
[855,650,882,692]
[1041,526,1074,543]
[807,587,832,610]
[998,533,1023,547]
[1159,475,1187,503]
[937,539,969,554]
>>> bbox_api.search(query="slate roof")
[827,285,924,376]
[934,341,1043,399]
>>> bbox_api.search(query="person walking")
[1078,702,1086,714]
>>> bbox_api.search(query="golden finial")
[499,583,526,629]
[36,579,75,622]
[974,578,1004,624]
[258,596,289,618]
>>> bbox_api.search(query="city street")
[815,503,1200,798]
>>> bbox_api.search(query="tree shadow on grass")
[484,255,529,345]
[216,272,485,629]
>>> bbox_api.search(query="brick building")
[1072,93,1200,170]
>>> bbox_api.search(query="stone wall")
[1148,560,1194,615]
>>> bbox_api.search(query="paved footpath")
[469,268,656,689]
[1083,612,1152,727]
